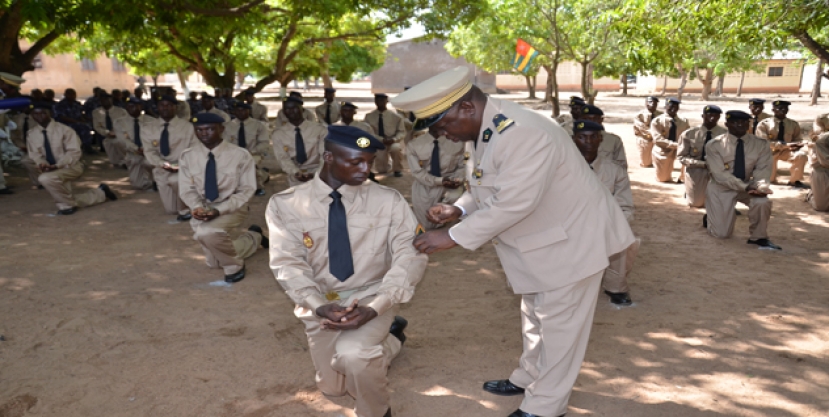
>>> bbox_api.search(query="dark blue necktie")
[430,139,442,177]
[43,129,56,165]
[160,122,170,156]
[295,127,308,164]
[733,138,746,181]
[325,104,331,125]
[105,110,113,131]
[23,117,28,142]
[378,112,385,137]
[238,121,247,149]
[328,190,354,281]
[133,118,142,147]
[668,119,677,142]
[205,152,219,202]
[701,130,712,161]
[777,120,786,144]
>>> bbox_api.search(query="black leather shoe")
[99,183,118,201]
[393,171,402,177]
[390,316,408,344]
[57,207,78,215]
[0,188,13,195]
[37,185,44,190]
[604,290,632,305]
[735,209,741,215]
[507,409,564,417]
[248,225,268,248]
[152,181,158,192]
[383,408,392,417]
[225,267,246,283]
[702,213,707,228]
[255,188,266,196]
[747,238,782,250]
[788,181,810,189]
[176,213,192,221]
[483,379,525,396]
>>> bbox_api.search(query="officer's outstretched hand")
[413,229,457,255]
[426,203,462,225]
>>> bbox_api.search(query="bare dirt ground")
[1,89,828,417]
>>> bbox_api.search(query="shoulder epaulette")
[492,114,515,133]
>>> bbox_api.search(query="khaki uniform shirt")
[199,107,230,123]
[333,120,374,135]
[756,117,803,154]
[179,140,256,215]
[704,133,772,192]
[92,106,129,137]
[554,113,573,126]
[651,114,690,155]
[677,125,727,168]
[406,133,466,187]
[140,117,197,167]
[26,120,82,168]
[808,133,829,172]
[812,113,829,139]
[590,156,634,222]
[600,131,628,169]
[275,108,317,126]
[250,100,269,122]
[750,112,771,135]
[633,110,663,140]
[451,98,634,294]
[315,101,341,125]
[364,110,406,142]
[267,175,428,316]
[272,120,327,176]
[113,114,151,154]
[223,117,270,160]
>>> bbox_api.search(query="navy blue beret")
[325,125,385,153]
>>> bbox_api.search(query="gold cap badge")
[191,117,198,122]
[356,137,370,148]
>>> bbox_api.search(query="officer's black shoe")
[0,188,13,195]
[99,183,118,201]
[604,290,632,305]
[393,171,402,177]
[176,213,192,221]
[383,408,392,417]
[747,238,782,251]
[254,188,266,196]
[735,209,742,215]
[248,225,268,248]
[152,181,158,192]
[82,144,98,154]
[37,185,44,190]
[390,316,408,344]
[788,181,810,189]
[57,207,78,215]
[224,267,246,283]
[368,172,379,183]
[483,379,525,396]
[702,214,707,228]
[507,409,564,417]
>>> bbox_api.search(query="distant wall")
[638,59,804,94]
[371,39,496,94]
[496,62,620,92]
[19,44,136,98]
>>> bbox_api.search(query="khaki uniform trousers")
[103,137,127,165]
[806,169,829,211]
[39,161,106,210]
[125,153,154,190]
[510,270,603,417]
[771,148,808,183]
[602,239,640,294]
[637,137,654,167]
[297,301,402,417]
[20,154,41,186]
[152,167,189,215]
[652,148,677,182]
[373,142,403,174]
[683,167,709,208]
[705,181,771,240]
[190,207,260,275]
[412,182,464,230]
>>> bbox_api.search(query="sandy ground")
[1,90,828,417]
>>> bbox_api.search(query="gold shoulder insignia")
[492,114,515,133]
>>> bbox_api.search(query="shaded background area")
[1,96,827,417]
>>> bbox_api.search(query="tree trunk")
[152,75,159,87]
[812,59,824,105]
[699,68,714,101]
[621,74,628,96]
[794,30,829,64]
[176,68,189,95]
[715,74,725,97]
[580,61,590,101]
[661,75,668,96]
[525,75,537,99]
[677,67,688,100]
[736,71,746,97]
[543,64,553,103]
[0,1,61,75]
[550,60,561,117]
[586,63,595,104]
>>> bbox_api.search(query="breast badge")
[302,232,313,248]
[152,140,159,147]
[482,128,493,143]
[325,291,340,301]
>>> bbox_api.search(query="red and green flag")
[512,39,539,74]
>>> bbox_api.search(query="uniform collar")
[476,97,501,145]
[312,174,361,204]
